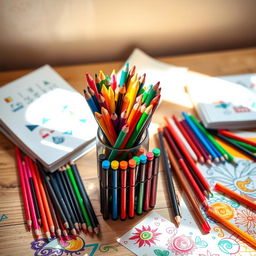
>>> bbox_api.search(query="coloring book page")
[118,158,256,256]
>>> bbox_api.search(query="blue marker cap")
[139,155,147,164]
[102,160,110,169]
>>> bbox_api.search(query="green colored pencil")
[228,138,256,153]
[108,124,129,161]
[125,105,152,149]
[65,165,92,232]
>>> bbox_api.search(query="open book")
[0,65,97,172]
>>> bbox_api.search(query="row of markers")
[15,147,99,241]
[98,149,161,220]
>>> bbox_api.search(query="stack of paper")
[186,72,256,129]
[0,65,97,172]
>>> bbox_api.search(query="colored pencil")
[165,116,211,193]
[69,162,100,234]
[228,138,256,153]
[102,160,110,220]
[163,137,211,233]
[119,62,129,87]
[150,148,160,208]
[85,73,100,99]
[24,156,42,226]
[173,116,204,163]
[136,155,146,215]
[207,208,256,249]
[128,159,136,218]
[15,147,32,230]
[65,165,92,232]
[180,120,212,164]
[163,127,208,207]
[218,130,256,147]
[169,118,198,162]
[212,132,256,161]
[158,129,181,226]
[29,158,51,240]
[22,161,40,239]
[189,115,228,161]
[182,112,219,162]
[215,183,256,210]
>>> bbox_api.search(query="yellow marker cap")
[111,160,119,170]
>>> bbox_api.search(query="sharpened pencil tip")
[88,226,93,233]
[175,216,181,227]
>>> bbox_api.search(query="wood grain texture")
[0,48,256,255]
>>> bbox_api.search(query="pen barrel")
[102,167,109,220]
[129,167,136,218]
[136,162,146,215]
[150,156,159,208]
[120,168,127,220]
[143,158,153,211]
[112,168,118,220]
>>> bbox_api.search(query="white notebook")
[186,72,256,129]
[0,65,97,171]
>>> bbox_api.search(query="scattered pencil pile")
[83,63,161,154]
[15,147,99,241]
[98,150,160,221]
[158,113,256,248]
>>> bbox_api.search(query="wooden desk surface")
[0,48,256,256]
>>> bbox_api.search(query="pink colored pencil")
[15,147,32,230]
[22,161,40,239]
[180,120,212,165]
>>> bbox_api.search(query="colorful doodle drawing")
[26,124,39,131]
[129,225,161,248]
[210,202,235,220]
[195,236,208,248]
[213,227,224,238]
[205,160,256,199]
[218,238,240,254]
[0,214,8,222]
[154,249,170,256]
[166,235,196,256]
[234,208,256,235]
[99,244,118,253]
[31,237,98,256]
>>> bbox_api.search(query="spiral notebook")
[0,65,97,172]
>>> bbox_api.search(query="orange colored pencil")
[95,112,115,145]
[121,95,130,114]
[101,107,117,143]
[29,158,51,240]
[34,162,55,235]
[127,102,140,125]
[215,183,256,210]
[207,208,256,249]
[101,84,111,112]
[108,86,115,113]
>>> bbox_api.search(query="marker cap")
[146,152,154,160]
[139,155,147,164]
[111,160,119,170]
[102,160,110,169]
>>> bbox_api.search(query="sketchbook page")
[186,72,256,127]
[118,158,256,256]
[219,73,256,94]
[0,65,97,168]
[117,48,191,107]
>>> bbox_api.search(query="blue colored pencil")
[83,89,98,114]
[182,112,219,162]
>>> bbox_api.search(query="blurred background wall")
[1,0,256,70]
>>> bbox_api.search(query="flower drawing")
[199,250,220,256]
[234,208,256,235]
[129,225,161,248]
[204,160,256,199]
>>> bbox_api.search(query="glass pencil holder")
[96,128,151,221]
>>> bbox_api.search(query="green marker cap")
[132,156,140,165]
[152,148,161,157]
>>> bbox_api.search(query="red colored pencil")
[15,147,32,230]
[180,120,211,164]
[28,158,51,241]
[165,117,211,193]
[128,159,136,218]
[163,127,208,208]
[22,161,40,239]
[86,73,100,99]
[218,130,256,147]
[173,116,204,164]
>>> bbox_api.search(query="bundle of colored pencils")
[83,63,161,152]
[15,147,99,241]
